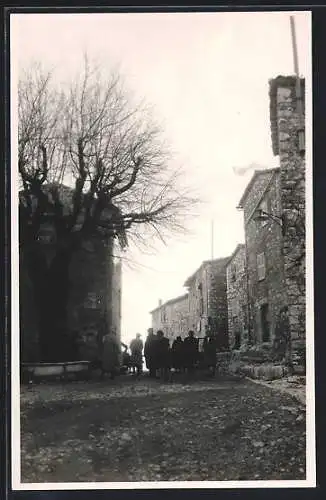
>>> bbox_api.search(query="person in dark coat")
[101,333,121,379]
[156,330,170,381]
[130,333,143,376]
[273,306,291,363]
[122,346,132,373]
[206,336,217,376]
[144,328,157,378]
[183,330,199,375]
[171,336,184,372]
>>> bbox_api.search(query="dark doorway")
[260,303,270,342]
[233,316,241,349]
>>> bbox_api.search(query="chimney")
[158,299,162,307]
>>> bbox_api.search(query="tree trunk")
[25,245,75,362]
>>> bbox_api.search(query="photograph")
[10,9,314,490]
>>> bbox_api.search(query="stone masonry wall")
[151,294,189,342]
[111,257,122,340]
[67,236,121,361]
[19,250,40,362]
[275,80,306,348]
[207,258,230,349]
[242,170,276,226]
[187,264,210,334]
[244,171,287,346]
[226,245,249,348]
[20,236,120,363]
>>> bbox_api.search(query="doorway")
[260,303,270,342]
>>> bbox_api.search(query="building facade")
[237,168,286,347]
[226,244,249,349]
[150,294,189,342]
[269,75,306,352]
[67,237,122,360]
[184,257,230,349]
[19,184,122,362]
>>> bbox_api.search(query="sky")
[11,10,311,345]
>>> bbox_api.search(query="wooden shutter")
[257,252,266,281]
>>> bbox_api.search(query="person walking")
[156,330,170,382]
[183,330,199,378]
[206,335,217,377]
[171,336,184,373]
[144,328,157,378]
[101,333,121,380]
[130,333,143,376]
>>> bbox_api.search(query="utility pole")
[290,15,305,151]
[290,16,302,114]
[211,220,214,261]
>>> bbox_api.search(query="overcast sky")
[11,11,311,345]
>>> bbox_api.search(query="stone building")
[237,167,286,346]
[184,257,230,349]
[19,184,122,362]
[269,75,306,357]
[68,238,122,361]
[150,294,189,342]
[226,244,249,349]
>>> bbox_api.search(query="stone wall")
[243,171,287,346]
[67,237,121,360]
[272,77,306,349]
[150,294,189,341]
[186,264,210,334]
[184,257,229,347]
[19,251,40,362]
[20,236,121,362]
[208,258,230,349]
[240,170,277,226]
[111,257,122,340]
[226,245,248,348]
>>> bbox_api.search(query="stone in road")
[20,375,306,483]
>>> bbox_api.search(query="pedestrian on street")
[171,336,184,373]
[130,333,143,377]
[206,335,217,377]
[101,333,121,380]
[144,328,157,378]
[183,330,199,377]
[273,306,291,365]
[156,330,170,382]
[122,346,132,373]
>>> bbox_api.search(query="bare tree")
[18,58,199,361]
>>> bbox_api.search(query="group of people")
[122,328,218,381]
[91,325,219,382]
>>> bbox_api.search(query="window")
[161,308,167,322]
[200,296,204,315]
[231,264,237,282]
[257,252,266,281]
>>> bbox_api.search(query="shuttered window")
[257,252,266,281]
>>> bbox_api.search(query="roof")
[149,293,189,314]
[183,256,230,287]
[269,75,305,156]
[226,244,245,266]
[236,167,279,209]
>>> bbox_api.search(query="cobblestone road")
[20,374,306,483]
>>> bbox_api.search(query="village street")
[20,374,306,483]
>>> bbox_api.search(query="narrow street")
[20,375,306,483]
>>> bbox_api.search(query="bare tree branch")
[18,56,200,254]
